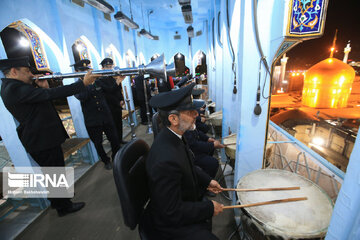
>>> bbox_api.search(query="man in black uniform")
[0,56,98,216]
[183,126,224,179]
[134,75,152,125]
[143,83,224,240]
[98,58,127,144]
[73,59,119,170]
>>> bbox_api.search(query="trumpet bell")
[166,62,176,77]
[144,54,167,80]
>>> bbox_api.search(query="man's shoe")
[57,202,85,217]
[140,121,148,125]
[120,140,128,145]
[105,162,113,170]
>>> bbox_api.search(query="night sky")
[286,0,360,70]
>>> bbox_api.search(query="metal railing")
[266,121,344,201]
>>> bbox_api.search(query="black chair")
[151,112,162,139]
[113,139,150,239]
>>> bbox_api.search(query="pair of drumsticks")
[209,186,307,209]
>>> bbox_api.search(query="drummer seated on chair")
[143,83,224,240]
[183,106,224,179]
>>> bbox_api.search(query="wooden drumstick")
[223,197,307,209]
[223,143,236,146]
[222,186,300,192]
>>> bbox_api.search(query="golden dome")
[302,58,355,108]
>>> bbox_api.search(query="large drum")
[236,169,333,239]
[207,110,222,127]
[207,102,216,114]
[223,133,237,160]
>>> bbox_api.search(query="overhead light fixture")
[178,0,191,6]
[114,11,139,29]
[138,7,159,40]
[187,25,194,38]
[181,5,193,24]
[139,29,158,40]
[83,0,114,14]
[114,0,139,29]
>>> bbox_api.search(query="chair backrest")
[152,112,162,139]
[113,139,150,230]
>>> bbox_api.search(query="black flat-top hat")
[70,59,91,71]
[100,57,113,66]
[0,56,31,71]
[150,83,197,111]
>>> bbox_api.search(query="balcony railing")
[265,121,344,201]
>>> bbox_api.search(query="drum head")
[237,169,333,239]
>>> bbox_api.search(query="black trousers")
[29,145,72,210]
[110,108,123,142]
[86,122,120,163]
[139,100,153,123]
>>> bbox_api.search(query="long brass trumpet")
[34,54,175,81]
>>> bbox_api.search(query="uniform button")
[96,102,99,105]
[98,108,101,110]
[94,96,97,98]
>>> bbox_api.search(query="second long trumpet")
[34,54,175,81]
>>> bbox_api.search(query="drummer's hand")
[34,76,49,89]
[201,117,206,123]
[207,180,223,194]
[120,100,125,107]
[208,138,215,143]
[211,200,224,216]
[213,140,225,149]
[115,75,126,85]
[83,70,101,86]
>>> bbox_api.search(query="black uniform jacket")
[195,115,210,133]
[144,127,214,239]
[97,76,124,112]
[134,75,151,101]
[75,80,113,127]
[183,129,214,157]
[0,78,85,153]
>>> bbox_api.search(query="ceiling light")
[178,0,191,6]
[139,29,157,40]
[114,11,139,29]
[83,0,114,14]
[181,5,193,24]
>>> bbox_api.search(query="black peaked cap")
[150,83,197,111]
[70,59,90,71]
[100,57,113,66]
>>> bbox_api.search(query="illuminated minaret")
[343,41,351,63]
[280,53,288,90]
